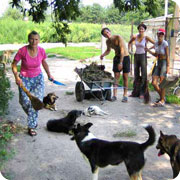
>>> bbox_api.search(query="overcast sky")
[0,0,9,16]
[0,0,113,17]
[81,0,113,7]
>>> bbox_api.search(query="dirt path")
[1,56,180,180]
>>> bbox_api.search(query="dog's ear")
[84,122,93,130]
[172,135,177,139]
[70,136,75,140]
[160,131,164,137]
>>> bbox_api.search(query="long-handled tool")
[148,58,158,78]
[144,58,158,104]
[20,84,44,110]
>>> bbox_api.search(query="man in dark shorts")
[100,27,130,102]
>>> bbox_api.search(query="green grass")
[46,46,117,61]
[119,76,134,90]
[0,121,24,170]
[113,129,137,138]
[47,54,57,58]
[46,46,101,60]
[65,91,74,95]
[166,94,180,104]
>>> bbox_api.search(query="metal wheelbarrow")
[74,67,113,102]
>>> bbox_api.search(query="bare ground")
[1,56,180,180]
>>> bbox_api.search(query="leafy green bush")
[166,94,180,104]
[67,23,101,42]
[0,69,14,116]
[0,18,136,44]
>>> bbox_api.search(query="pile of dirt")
[75,62,114,81]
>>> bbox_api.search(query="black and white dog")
[71,123,155,180]
[46,110,82,134]
[83,105,108,117]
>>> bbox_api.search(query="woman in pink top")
[128,23,154,99]
[12,31,53,136]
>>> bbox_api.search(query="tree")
[76,4,105,23]
[11,0,81,45]
[105,5,123,24]
[10,0,170,44]
[114,0,159,17]
[3,7,23,20]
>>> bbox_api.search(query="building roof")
[143,14,173,23]
[143,14,173,28]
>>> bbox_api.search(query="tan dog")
[43,93,59,111]
[0,50,13,72]
[156,131,180,179]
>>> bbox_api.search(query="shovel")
[49,78,66,86]
[20,84,44,110]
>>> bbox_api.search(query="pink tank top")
[14,45,47,78]
[135,36,146,54]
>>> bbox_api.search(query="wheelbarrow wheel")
[75,81,85,102]
[173,86,180,97]
[104,89,111,101]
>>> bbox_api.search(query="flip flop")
[110,96,117,102]
[122,96,128,102]
[28,128,37,136]
[152,101,165,107]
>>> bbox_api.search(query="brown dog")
[43,93,59,111]
[0,50,14,72]
[156,131,180,179]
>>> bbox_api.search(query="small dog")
[71,123,155,180]
[43,92,58,111]
[156,131,180,179]
[83,105,108,116]
[0,50,13,72]
[46,110,82,134]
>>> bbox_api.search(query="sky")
[0,0,113,17]
[81,0,113,7]
[0,0,9,16]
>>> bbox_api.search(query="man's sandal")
[152,101,165,107]
[28,128,37,136]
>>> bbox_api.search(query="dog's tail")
[100,110,109,115]
[140,125,156,152]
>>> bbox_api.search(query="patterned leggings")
[19,73,44,129]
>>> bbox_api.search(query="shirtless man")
[100,28,130,102]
